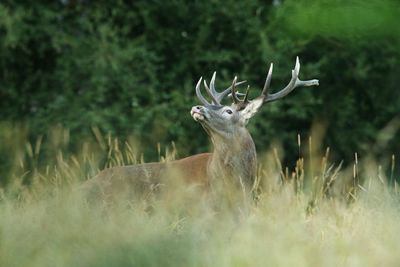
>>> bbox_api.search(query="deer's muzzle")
[190,106,206,122]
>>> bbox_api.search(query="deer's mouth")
[190,106,209,122]
[191,110,206,122]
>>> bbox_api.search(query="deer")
[82,57,319,204]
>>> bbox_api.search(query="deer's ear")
[239,98,264,124]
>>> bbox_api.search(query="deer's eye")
[225,109,233,115]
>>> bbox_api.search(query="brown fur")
[81,153,211,202]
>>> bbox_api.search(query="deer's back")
[82,153,211,202]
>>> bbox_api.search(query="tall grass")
[0,124,399,267]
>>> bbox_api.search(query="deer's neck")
[208,129,257,189]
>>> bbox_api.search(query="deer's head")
[191,57,319,139]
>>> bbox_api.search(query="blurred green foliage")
[0,0,399,185]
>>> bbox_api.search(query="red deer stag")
[83,57,319,202]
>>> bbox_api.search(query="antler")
[196,72,246,106]
[228,56,318,110]
[196,57,318,108]
[230,77,251,110]
[260,56,319,103]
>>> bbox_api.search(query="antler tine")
[231,76,240,104]
[203,79,219,104]
[264,56,319,103]
[195,77,211,106]
[243,85,250,103]
[295,55,300,76]
[261,63,273,96]
[210,71,217,95]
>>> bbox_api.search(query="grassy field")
[0,126,399,267]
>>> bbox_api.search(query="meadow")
[1,1,399,266]
[0,124,399,267]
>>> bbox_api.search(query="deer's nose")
[191,106,205,116]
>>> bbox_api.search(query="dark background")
[0,0,399,185]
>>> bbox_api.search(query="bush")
[0,0,399,184]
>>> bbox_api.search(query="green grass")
[0,125,399,267]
